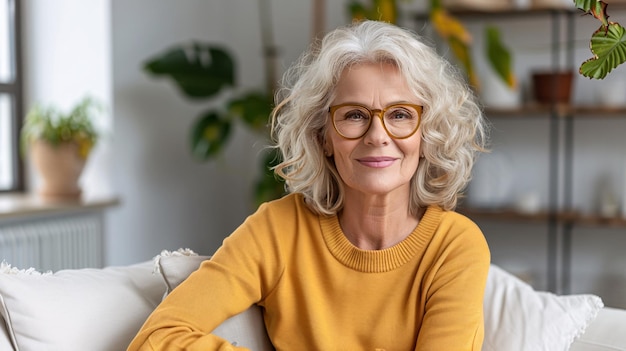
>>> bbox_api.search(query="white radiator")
[0,214,103,272]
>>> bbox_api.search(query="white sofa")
[0,248,624,351]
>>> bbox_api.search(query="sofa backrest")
[1,250,620,351]
[0,261,163,351]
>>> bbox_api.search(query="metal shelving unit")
[413,7,625,294]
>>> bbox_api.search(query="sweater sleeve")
[127,202,285,351]
[414,214,491,351]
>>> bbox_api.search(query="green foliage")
[144,42,283,204]
[20,96,101,159]
[144,44,235,98]
[190,110,232,160]
[255,148,285,205]
[580,22,626,79]
[574,0,626,79]
[485,26,516,88]
[347,0,398,23]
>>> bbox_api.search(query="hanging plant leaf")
[429,8,479,88]
[228,91,274,132]
[580,22,626,79]
[144,43,235,98]
[190,110,232,160]
[485,26,516,89]
[574,0,609,27]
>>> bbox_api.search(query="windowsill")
[0,193,120,221]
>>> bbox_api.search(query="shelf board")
[413,4,626,21]
[458,207,556,223]
[484,104,626,118]
[458,206,626,228]
[570,213,626,228]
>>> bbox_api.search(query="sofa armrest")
[0,316,12,351]
[570,307,626,351]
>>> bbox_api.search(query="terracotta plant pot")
[532,71,574,104]
[30,140,87,200]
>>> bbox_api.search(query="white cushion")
[483,265,604,351]
[0,313,12,351]
[0,261,163,351]
[570,307,626,351]
[157,250,274,351]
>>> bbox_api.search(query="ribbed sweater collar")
[319,206,443,273]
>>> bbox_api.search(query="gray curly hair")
[270,20,488,215]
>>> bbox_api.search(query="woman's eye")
[344,110,368,121]
[388,109,414,120]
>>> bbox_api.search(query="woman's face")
[326,62,423,198]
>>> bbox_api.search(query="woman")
[129,20,490,350]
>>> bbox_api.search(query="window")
[0,0,23,192]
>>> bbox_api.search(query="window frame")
[0,0,24,193]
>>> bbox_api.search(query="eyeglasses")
[329,103,423,140]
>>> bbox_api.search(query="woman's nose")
[363,114,390,145]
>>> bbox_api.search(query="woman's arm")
[415,217,491,351]
[127,204,285,351]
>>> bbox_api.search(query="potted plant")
[143,0,284,206]
[20,96,101,200]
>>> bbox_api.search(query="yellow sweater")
[128,193,490,351]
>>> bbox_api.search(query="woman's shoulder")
[247,193,317,225]
[430,206,480,229]
[425,206,487,245]
[256,193,308,214]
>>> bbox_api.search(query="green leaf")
[580,23,626,79]
[574,0,609,27]
[348,1,369,21]
[190,110,232,160]
[227,92,273,132]
[144,43,235,99]
[485,26,516,88]
[430,0,442,10]
[254,148,285,205]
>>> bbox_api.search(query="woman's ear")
[324,143,333,157]
[319,131,333,157]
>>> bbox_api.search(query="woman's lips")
[357,156,397,168]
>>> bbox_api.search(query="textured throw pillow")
[0,261,163,351]
[156,249,274,351]
[483,264,604,351]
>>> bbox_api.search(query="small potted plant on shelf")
[20,96,101,200]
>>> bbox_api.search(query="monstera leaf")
[574,0,626,79]
[228,92,274,132]
[580,22,626,79]
[144,43,235,98]
[190,110,232,160]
